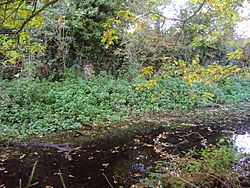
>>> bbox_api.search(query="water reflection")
[233,133,250,154]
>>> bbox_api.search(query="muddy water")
[0,130,162,188]
[1,109,250,188]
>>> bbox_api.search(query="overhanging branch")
[0,0,58,35]
[16,0,58,34]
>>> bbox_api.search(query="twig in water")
[102,172,114,188]
[58,170,67,188]
[26,160,39,188]
[19,179,22,188]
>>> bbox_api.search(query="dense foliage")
[1,0,249,79]
[43,0,120,72]
[0,72,250,140]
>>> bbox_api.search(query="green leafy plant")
[138,145,241,188]
[0,72,249,141]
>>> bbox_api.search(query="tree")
[0,0,58,66]
[65,0,119,72]
[165,0,245,65]
[102,0,245,66]
[39,0,120,76]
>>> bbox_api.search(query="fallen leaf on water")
[19,154,26,159]
[102,163,109,168]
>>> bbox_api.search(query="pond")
[1,105,250,188]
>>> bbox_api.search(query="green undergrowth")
[0,73,250,140]
[137,144,242,188]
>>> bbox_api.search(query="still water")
[1,124,250,187]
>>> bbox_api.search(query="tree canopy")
[0,0,249,77]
